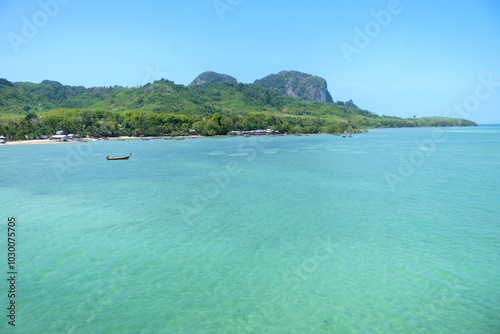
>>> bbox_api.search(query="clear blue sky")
[1,0,499,123]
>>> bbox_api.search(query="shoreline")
[0,135,224,146]
[1,139,71,146]
[0,125,483,146]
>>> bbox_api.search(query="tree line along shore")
[0,108,477,141]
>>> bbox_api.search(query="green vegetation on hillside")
[0,77,477,140]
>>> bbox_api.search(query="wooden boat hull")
[106,153,132,160]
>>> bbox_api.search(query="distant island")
[0,71,476,139]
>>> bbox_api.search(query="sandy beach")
[0,136,209,146]
[0,139,71,145]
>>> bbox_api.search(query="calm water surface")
[0,126,499,333]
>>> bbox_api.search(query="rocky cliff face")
[253,70,333,103]
[191,70,334,103]
[190,71,238,86]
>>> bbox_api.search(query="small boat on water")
[106,153,132,160]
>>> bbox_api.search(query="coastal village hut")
[51,134,68,141]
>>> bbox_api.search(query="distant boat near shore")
[106,153,132,160]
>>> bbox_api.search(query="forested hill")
[0,76,477,139]
[190,71,238,86]
[0,76,372,117]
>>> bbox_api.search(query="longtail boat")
[106,153,132,160]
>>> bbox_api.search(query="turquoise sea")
[1,126,499,333]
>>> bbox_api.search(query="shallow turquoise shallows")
[1,126,499,333]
